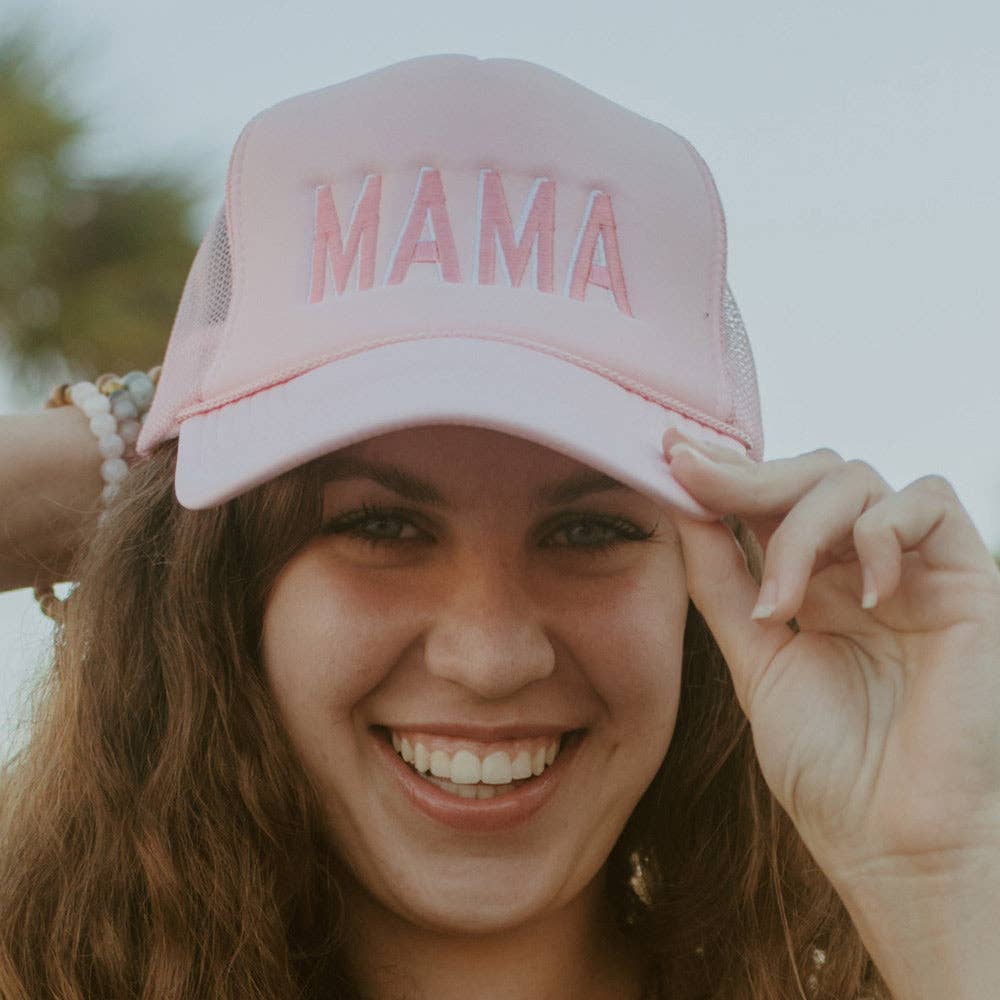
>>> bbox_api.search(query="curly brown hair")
[0,438,890,999]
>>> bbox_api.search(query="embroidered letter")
[474,171,555,292]
[565,190,633,317]
[309,174,382,303]
[385,167,461,285]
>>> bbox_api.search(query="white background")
[2,0,998,755]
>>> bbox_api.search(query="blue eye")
[321,502,655,556]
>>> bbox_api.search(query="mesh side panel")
[721,281,764,459]
[139,203,234,449]
[173,204,233,331]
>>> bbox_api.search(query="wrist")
[832,852,1000,1000]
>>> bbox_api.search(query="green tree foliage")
[0,25,199,396]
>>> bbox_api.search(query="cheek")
[261,555,405,727]
[569,566,688,717]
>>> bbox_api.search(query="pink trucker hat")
[137,53,763,519]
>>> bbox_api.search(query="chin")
[364,855,595,936]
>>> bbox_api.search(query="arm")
[833,858,1000,1000]
[0,406,105,593]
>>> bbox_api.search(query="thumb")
[675,515,793,717]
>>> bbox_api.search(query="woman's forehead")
[336,425,584,468]
[314,425,668,514]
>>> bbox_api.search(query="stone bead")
[117,418,140,445]
[89,412,117,436]
[122,370,156,411]
[110,393,139,420]
[100,458,129,484]
[97,433,125,459]
[68,381,99,406]
[80,392,111,418]
[95,374,124,394]
[101,483,120,503]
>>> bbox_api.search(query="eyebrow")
[314,455,632,508]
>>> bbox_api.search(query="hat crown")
[137,55,763,511]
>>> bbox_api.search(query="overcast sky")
[1,0,998,752]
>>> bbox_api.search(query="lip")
[381,722,580,741]
[372,726,585,833]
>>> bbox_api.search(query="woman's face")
[261,425,689,934]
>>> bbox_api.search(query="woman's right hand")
[0,405,105,594]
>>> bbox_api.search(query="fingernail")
[751,579,778,620]
[861,565,878,609]
[668,442,715,466]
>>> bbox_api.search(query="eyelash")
[320,502,656,557]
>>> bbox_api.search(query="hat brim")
[174,337,746,519]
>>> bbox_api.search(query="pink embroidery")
[309,168,633,318]
[386,167,461,285]
[566,191,633,317]
[474,170,555,292]
[309,174,381,303]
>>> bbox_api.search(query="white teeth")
[511,751,532,780]
[481,751,512,785]
[422,774,516,799]
[390,730,570,794]
[450,750,481,785]
[430,750,451,778]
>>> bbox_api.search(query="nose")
[422,555,556,699]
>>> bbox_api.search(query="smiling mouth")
[377,727,584,800]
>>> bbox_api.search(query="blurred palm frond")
[0,25,199,399]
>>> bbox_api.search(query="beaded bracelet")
[32,366,161,623]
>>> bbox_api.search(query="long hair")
[0,439,889,999]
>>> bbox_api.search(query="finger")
[666,440,846,528]
[662,427,753,468]
[752,460,894,622]
[674,513,794,718]
[853,475,1000,609]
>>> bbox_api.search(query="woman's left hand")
[663,431,1000,971]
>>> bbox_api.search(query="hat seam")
[175,331,753,452]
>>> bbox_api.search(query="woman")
[1,54,999,1000]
